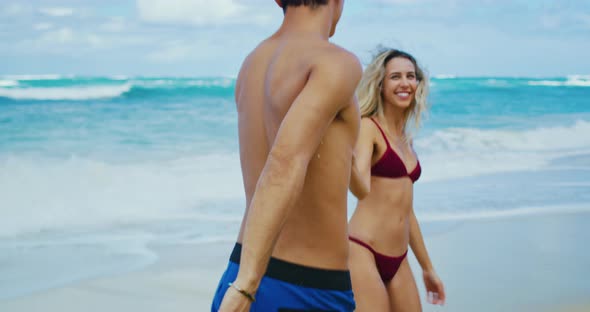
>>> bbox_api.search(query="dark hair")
[382,49,423,81]
[281,0,329,13]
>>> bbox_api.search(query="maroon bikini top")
[369,118,421,183]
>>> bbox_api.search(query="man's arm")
[235,52,362,291]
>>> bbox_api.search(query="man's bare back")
[212,1,361,311]
[235,34,360,269]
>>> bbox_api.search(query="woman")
[349,48,445,311]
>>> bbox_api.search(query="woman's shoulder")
[360,117,377,131]
[359,117,380,141]
[360,116,376,125]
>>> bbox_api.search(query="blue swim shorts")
[211,243,355,312]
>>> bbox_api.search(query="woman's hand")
[423,270,445,305]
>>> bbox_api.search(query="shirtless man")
[210,0,361,311]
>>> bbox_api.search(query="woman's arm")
[349,118,375,199]
[409,210,433,271]
[409,210,446,305]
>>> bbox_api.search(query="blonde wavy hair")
[357,48,429,137]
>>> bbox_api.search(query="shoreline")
[1,210,589,311]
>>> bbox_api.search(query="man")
[211,0,361,310]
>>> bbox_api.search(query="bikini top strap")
[369,117,392,149]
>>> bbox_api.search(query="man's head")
[275,0,344,37]
[276,0,328,13]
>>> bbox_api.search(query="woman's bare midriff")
[349,176,414,257]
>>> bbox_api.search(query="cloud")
[34,23,53,31]
[538,11,590,33]
[1,3,33,16]
[2,0,587,76]
[40,28,74,43]
[137,0,245,25]
[578,13,590,28]
[101,17,128,32]
[146,42,193,63]
[144,36,237,64]
[86,34,105,48]
[540,14,562,30]
[39,7,75,17]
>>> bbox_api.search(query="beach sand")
[0,241,232,312]
[1,212,589,312]
[419,211,590,312]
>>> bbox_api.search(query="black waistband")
[230,243,352,291]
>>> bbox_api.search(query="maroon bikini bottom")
[349,236,408,282]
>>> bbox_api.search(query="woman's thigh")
[348,241,390,312]
[386,258,422,312]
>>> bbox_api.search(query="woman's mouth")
[395,91,411,100]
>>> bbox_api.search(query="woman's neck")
[381,104,406,138]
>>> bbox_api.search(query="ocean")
[1,74,589,300]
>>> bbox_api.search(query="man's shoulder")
[236,38,274,81]
[313,44,362,82]
[317,43,360,67]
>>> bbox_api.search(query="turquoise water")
[1,75,590,236]
[1,74,589,299]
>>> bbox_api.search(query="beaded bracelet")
[228,282,256,302]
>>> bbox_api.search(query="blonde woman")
[348,49,445,311]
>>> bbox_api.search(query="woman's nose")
[400,77,410,87]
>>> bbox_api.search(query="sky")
[1,0,589,77]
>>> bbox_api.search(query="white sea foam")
[0,84,132,100]
[433,74,457,79]
[0,80,19,87]
[419,203,590,222]
[0,153,243,237]
[2,119,590,237]
[108,75,129,80]
[528,75,590,87]
[2,74,68,81]
[415,120,590,181]
[185,78,233,87]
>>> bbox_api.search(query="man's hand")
[217,285,253,312]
